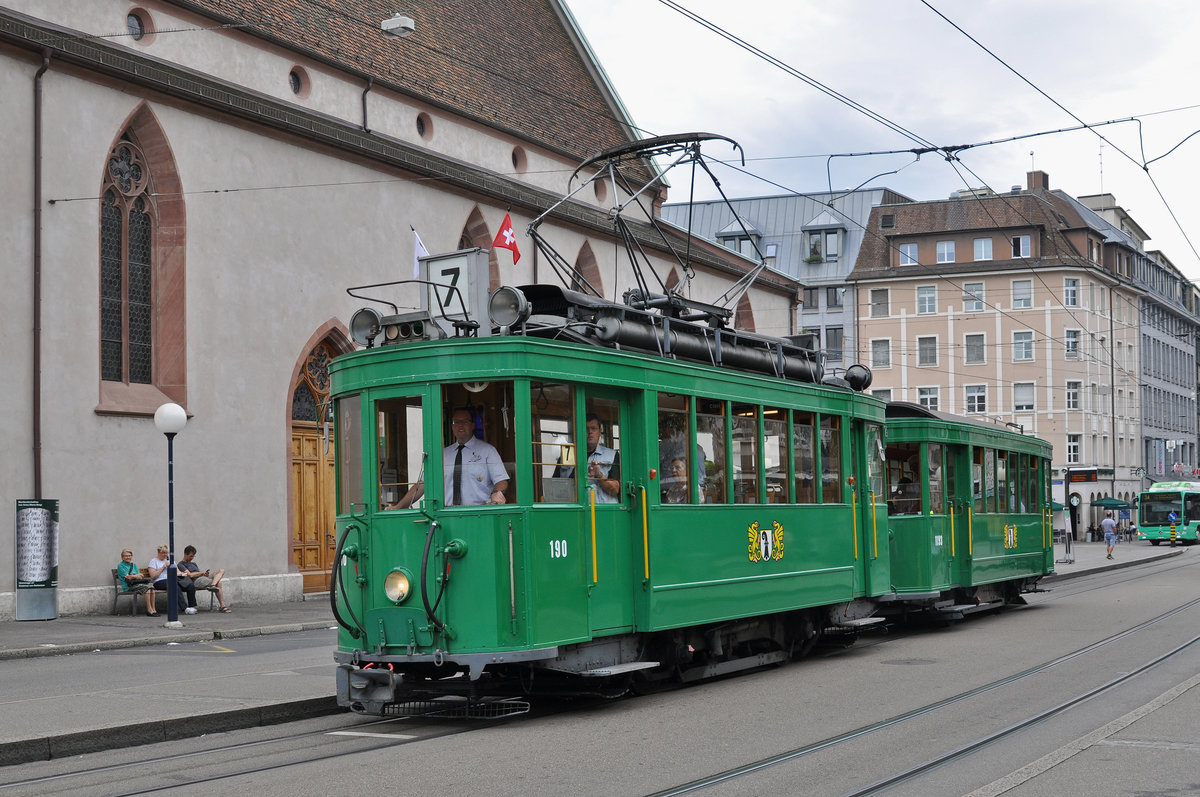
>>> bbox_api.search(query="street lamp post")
[154,403,187,627]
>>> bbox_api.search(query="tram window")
[658,394,692,505]
[763,407,788,503]
[793,411,816,504]
[732,403,759,504]
[945,445,959,511]
[584,397,622,505]
[440,382,515,506]
[697,398,726,503]
[997,452,1009,513]
[531,383,575,503]
[820,415,842,503]
[972,448,984,514]
[886,442,921,515]
[376,396,424,509]
[984,448,996,513]
[928,444,944,513]
[1016,453,1028,512]
[866,423,885,500]
[336,393,362,514]
[1032,453,1041,511]
[1185,493,1200,522]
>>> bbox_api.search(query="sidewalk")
[0,593,335,661]
[0,542,1187,766]
[1042,536,1187,583]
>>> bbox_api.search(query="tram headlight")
[350,307,383,347]
[488,286,531,329]
[383,569,412,603]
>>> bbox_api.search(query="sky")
[562,0,1200,280]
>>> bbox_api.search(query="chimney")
[1027,170,1050,190]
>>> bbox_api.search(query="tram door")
[583,390,637,635]
[851,420,889,595]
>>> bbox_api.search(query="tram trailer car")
[331,285,1054,717]
[1137,482,1200,545]
[881,403,1054,619]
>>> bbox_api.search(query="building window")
[1014,382,1035,412]
[917,336,937,366]
[964,333,985,365]
[974,238,992,261]
[97,109,187,415]
[937,240,955,263]
[918,386,939,410]
[1064,278,1079,306]
[802,287,818,311]
[826,286,844,308]
[1013,330,1034,361]
[963,282,984,312]
[1066,380,1081,410]
[127,13,146,40]
[881,214,895,229]
[899,243,918,266]
[808,230,838,261]
[1011,234,1031,258]
[722,236,756,258]
[101,138,156,385]
[871,339,891,369]
[1066,434,1081,464]
[1065,329,1080,358]
[917,285,936,314]
[824,231,839,261]
[966,385,987,414]
[872,388,893,401]
[1012,279,1032,309]
[825,326,843,362]
[870,288,889,318]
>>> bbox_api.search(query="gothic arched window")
[96,104,187,416]
[100,135,156,384]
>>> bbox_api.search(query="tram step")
[831,617,887,629]
[938,601,996,618]
[580,660,661,677]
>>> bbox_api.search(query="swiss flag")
[492,212,521,264]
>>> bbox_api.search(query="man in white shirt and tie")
[389,407,509,508]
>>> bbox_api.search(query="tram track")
[8,560,1197,796]
[644,593,1200,797]
[0,695,586,796]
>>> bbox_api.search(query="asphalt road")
[2,552,1198,797]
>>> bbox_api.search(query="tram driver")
[387,407,510,508]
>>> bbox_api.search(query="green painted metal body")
[330,336,889,661]
[1137,482,1200,544]
[884,406,1054,596]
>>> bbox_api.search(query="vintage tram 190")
[330,284,1053,717]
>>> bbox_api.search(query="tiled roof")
[168,0,638,166]
[850,190,1090,280]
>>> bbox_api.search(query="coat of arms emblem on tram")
[747,520,785,563]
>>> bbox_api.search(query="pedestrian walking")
[1101,511,1118,560]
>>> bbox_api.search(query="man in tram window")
[389,407,509,508]
[557,413,621,503]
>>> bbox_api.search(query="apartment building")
[848,171,1167,532]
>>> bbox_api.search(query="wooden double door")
[290,340,340,593]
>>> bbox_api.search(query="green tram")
[882,403,1054,617]
[1136,481,1200,545]
[331,284,1054,716]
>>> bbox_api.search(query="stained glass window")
[99,136,155,384]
